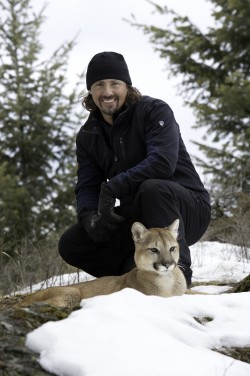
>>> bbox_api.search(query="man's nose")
[102,84,113,96]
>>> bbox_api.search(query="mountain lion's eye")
[169,246,176,252]
[149,248,159,254]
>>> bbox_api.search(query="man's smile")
[101,97,117,104]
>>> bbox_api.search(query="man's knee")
[138,179,176,201]
[134,179,181,228]
[58,230,69,262]
[58,224,82,263]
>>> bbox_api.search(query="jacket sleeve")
[75,131,105,215]
[108,99,180,198]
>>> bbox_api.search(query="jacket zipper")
[113,136,126,171]
[119,136,126,162]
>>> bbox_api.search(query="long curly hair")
[80,85,142,112]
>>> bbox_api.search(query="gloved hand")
[78,183,124,243]
[98,182,125,224]
[80,211,121,243]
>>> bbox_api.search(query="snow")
[19,270,95,295]
[191,241,250,284]
[25,241,250,376]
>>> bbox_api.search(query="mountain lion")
[18,219,188,309]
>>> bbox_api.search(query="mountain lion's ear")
[131,222,148,242]
[167,219,179,239]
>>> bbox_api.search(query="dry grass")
[0,231,76,296]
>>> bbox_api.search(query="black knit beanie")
[86,51,132,90]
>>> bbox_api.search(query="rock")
[229,274,250,293]
[216,347,250,364]
[0,296,74,375]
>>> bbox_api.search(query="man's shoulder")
[136,95,169,109]
[78,113,97,134]
[133,96,172,118]
[139,95,163,104]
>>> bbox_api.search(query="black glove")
[79,211,120,243]
[78,183,124,243]
[78,211,117,243]
[98,182,125,224]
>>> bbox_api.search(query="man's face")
[90,79,128,124]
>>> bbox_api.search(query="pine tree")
[0,0,85,255]
[129,0,250,221]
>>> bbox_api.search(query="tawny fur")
[18,220,188,309]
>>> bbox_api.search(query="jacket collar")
[82,102,136,133]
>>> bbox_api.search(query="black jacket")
[75,96,210,214]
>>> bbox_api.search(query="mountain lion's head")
[131,220,180,274]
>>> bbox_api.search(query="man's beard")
[99,95,120,116]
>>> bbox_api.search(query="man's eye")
[149,248,159,254]
[93,82,103,87]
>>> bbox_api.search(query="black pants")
[58,179,211,286]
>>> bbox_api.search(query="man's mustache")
[100,96,119,101]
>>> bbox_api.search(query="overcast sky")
[32,0,214,161]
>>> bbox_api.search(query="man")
[59,51,211,286]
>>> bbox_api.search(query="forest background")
[0,0,249,295]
